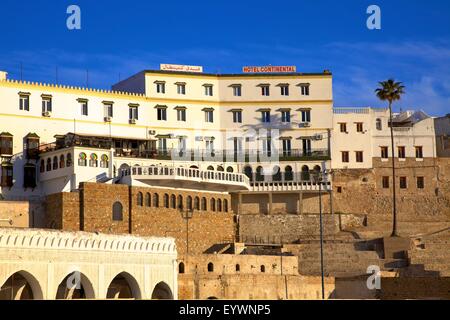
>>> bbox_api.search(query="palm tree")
[375,79,405,237]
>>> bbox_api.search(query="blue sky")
[1,0,449,115]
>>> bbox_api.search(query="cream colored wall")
[0,228,177,300]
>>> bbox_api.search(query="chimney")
[0,71,8,81]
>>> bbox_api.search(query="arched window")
[226,166,234,173]
[112,202,123,221]
[312,165,321,181]
[153,193,159,207]
[207,166,214,171]
[137,192,143,206]
[89,153,98,167]
[40,159,45,173]
[235,264,240,272]
[207,263,214,272]
[78,153,87,166]
[272,165,281,181]
[194,197,200,211]
[164,194,169,208]
[146,193,151,207]
[223,199,228,212]
[100,154,109,168]
[210,198,216,212]
[244,166,253,181]
[46,158,52,171]
[284,166,293,181]
[179,262,185,274]
[217,199,222,212]
[52,156,58,170]
[256,166,264,182]
[171,194,176,209]
[187,196,193,211]
[376,118,382,131]
[217,166,224,172]
[66,153,72,167]
[260,265,265,273]
[301,165,310,181]
[201,197,207,211]
[178,195,183,210]
[59,155,65,169]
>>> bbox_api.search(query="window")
[260,265,266,273]
[78,99,88,116]
[158,138,167,152]
[42,96,52,113]
[176,108,186,121]
[232,85,242,97]
[176,83,186,95]
[194,197,200,211]
[280,85,289,96]
[78,153,87,166]
[0,133,13,156]
[235,264,240,272]
[299,84,310,96]
[156,82,165,93]
[415,146,423,159]
[137,192,143,206]
[19,93,30,111]
[59,155,65,169]
[157,106,167,121]
[301,110,311,123]
[282,139,292,156]
[341,151,349,163]
[337,186,342,193]
[400,177,407,189]
[417,177,424,189]
[1,162,13,187]
[340,123,347,133]
[381,146,389,159]
[376,118,382,130]
[302,139,311,155]
[100,154,109,168]
[187,196,193,211]
[164,194,169,208]
[201,197,207,211]
[146,193,151,207]
[210,198,216,212]
[223,199,228,212]
[204,109,214,123]
[52,156,58,170]
[104,102,113,118]
[129,105,139,121]
[204,85,213,96]
[356,122,364,132]
[382,176,389,189]
[112,202,123,221]
[207,263,214,272]
[355,151,364,163]
[398,146,406,159]
[177,195,184,210]
[89,154,98,167]
[179,262,185,274]
[153,193,159,207]
[261,111,270,123]
[23,165,36,189]
[281,110,291,123]
[260,85,270,96]
[66,153,72,167]
[232,110,242,123]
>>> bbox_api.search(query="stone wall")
[47,183,236,255]
[0,201,30,228]
[332,158,450,223]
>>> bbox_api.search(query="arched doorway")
[151,282,174,300]
[106,272,141,299]
[255,166,264,182]
[272,165,281,181]
[0,271,43,300]
[284,166,293,181]
[55,272,95,299]
[301,165,310,181]
[243,166,253,181]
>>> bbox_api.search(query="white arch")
[105,271,142,300]
[0,270,44,300]
[54,271,96,299]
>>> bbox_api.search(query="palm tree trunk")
[389,101,398,237]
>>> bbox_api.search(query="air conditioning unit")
[42,111,52,117]
[195,136,204,141]
[299,122,311,128]
[313,134,323,141]
[148,130,156,135]
[129,119,136,124]
[104,116,112,122]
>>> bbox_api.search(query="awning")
[174,106,187,110]
[155,105,168,109]
[202,108,215,112]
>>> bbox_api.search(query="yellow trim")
[0,112,331,132]
[146,97,333,105]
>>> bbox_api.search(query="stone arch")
[272,165,281,181]
[301,165,310,181]
[151,282,173,300]
[284,165,293,181]
[55,271,95,299]
[243,166,253,181]
[112,202,123,221]
[0,270,44,300]
[226,166,234,173]
[106,272,142,300]
[217,165,224,172]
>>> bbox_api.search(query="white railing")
[122,165,251,187]
[250,181,332,192]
